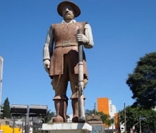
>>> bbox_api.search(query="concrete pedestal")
[42,123,92,133]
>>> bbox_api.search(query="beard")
[63,13,74,21]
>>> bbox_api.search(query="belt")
[55,42,78,48]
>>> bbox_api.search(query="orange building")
[97,98,110,115]
[97,98,119,130]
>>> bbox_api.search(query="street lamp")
[139,117,146,133]
[132,117,146,133]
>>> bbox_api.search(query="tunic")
[49,22,88,78]
[43,20,94,79]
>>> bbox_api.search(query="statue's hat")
[57,1,81,17]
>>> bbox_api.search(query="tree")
[126,52,156,109]
[2,97,11,118]
[97,111,111,124]
[43,110,55,123]
[119,106,156,133]
[85,109,96,115]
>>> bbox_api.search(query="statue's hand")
[43,59,50,73]
[77,33,89,44]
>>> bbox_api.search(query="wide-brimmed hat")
[57,1,81,17]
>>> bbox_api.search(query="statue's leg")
[70,74,88,122]
[53,98,68,122]
[71,98,79,122]
[52,75,68,122]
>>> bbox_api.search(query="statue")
[43,1,94,123]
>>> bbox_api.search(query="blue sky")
[0,0,156,114]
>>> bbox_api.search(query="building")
[97,98,117,118]
[97,97,119,130]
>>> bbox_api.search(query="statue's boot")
[62,99,68,122]
[53,99,68,122]
[71,97,86,123]
[71,98,79,122]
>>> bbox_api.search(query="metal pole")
[140,118,141,133]
[0,56,3,118]
[22,117,23,133]
[94,103,96,114]
[124,103,127,133]
[132,121,140,133]
[25,105,29,133]
[12,117,15,133]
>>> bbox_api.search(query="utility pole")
[94,103,96,114]
[0,56,3,118]
[139,117,142,133]
[124,103,127,133]
[25,105,30,133]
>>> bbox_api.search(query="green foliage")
[119,106,156,133]
[126,52,156,109]
[97,111,111,124]
[85,109,96,115]
[2,97,11,118]
[43,110,55,123]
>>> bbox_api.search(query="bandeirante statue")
[43,1,94,123]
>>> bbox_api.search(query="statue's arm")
[43,26,54,73]
[43,26,53,60]
[84,23,94,48]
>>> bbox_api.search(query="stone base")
[42,123,92,133]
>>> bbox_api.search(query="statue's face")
[62,5,75,21]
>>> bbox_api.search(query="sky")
[0,0,156,115]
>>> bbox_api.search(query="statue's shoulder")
[76,22,88,24]
[50,23,62,30]
[75,22,88,28]
[51,23,61,27]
